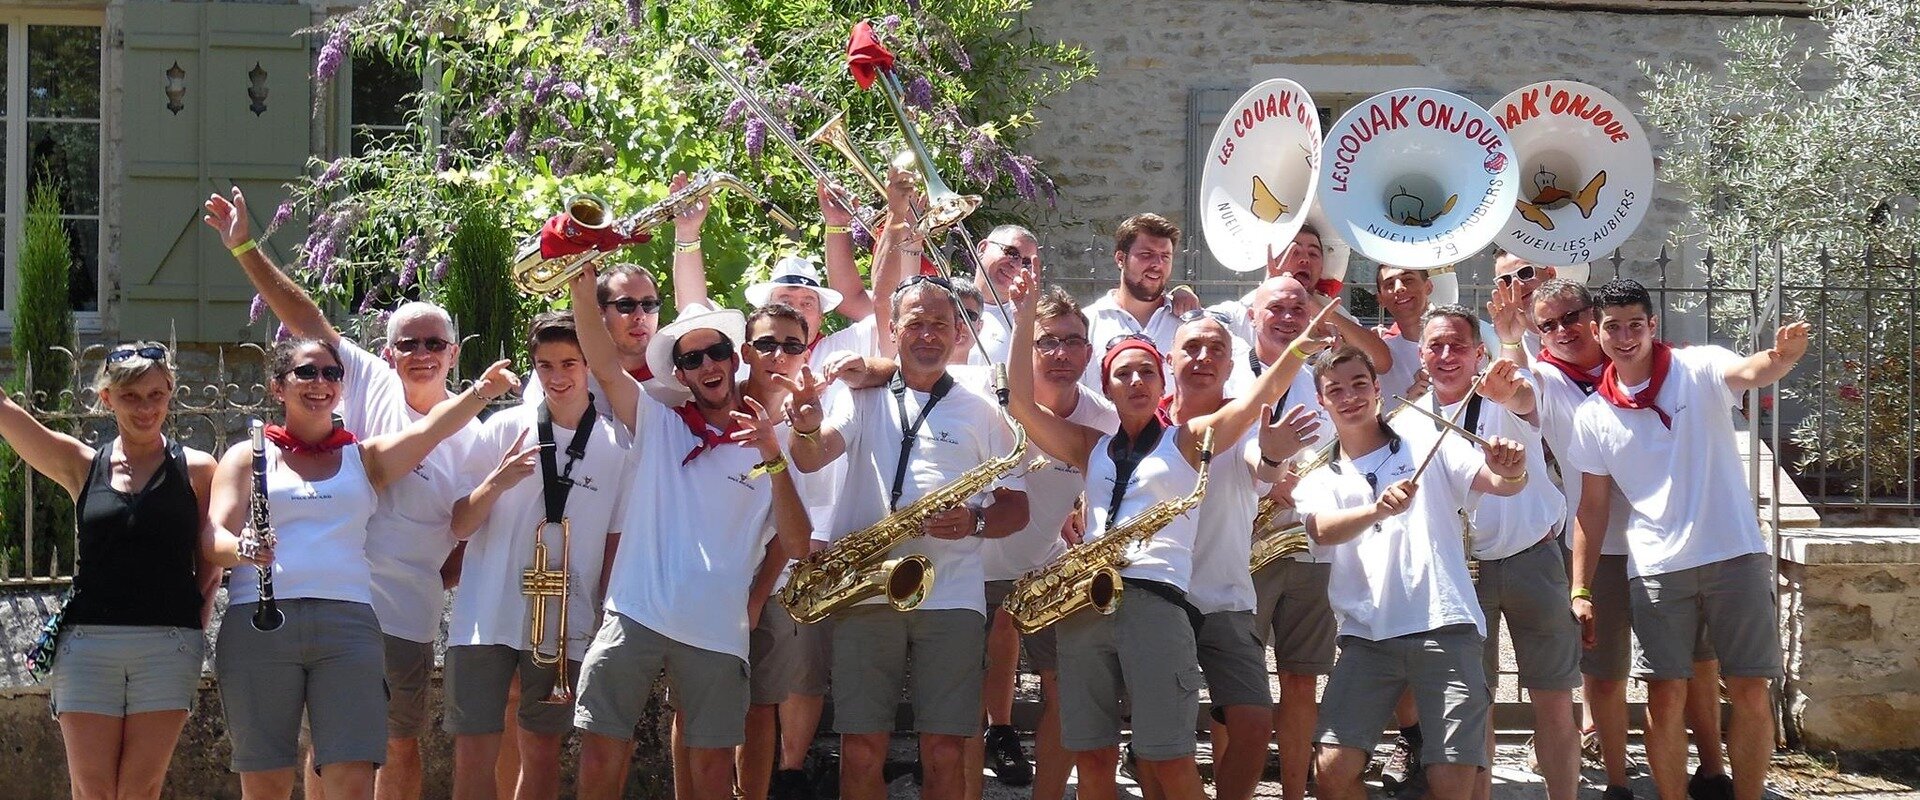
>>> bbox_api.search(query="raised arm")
[1478,357,1538,422]
[665,172,714,313]
[1005,268,1100,470]
[1486,281,1531,370]
[1182,302,1339,463]
[1466,435,1529,497]
[0,394,95,498]
[361,361,517,491]
[202,187,339,344]
[1724,321,1810,393]
[819,182,872,321]
[779,366,847,473]
[570,264,642,433]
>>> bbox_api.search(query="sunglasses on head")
[672,339,736,371]
[1495,264,1540,287]
[392,337,451,354]
[602,296,664,315]
[106,345,168,364]
[1178,308,1231,325]
[281,364,346,383]
[1536,304,1594,335]
[1105,332,1156,350]
[749,336,807,356]
[894,274,954,294]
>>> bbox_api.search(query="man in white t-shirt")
[1293,347,1530,800]
[441,313,632,800]
[565,270,815,800]
[1080,213,1185,386]
[1565,279,1809,800]
[203,187,482,798]
[967,224,1041,367]
[1174,223,1393,378]
[787,277,1031,800]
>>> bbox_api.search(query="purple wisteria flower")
[560,81,586,102]
[905,75,934,111]
[961,139,998,186]
[722,97,749,127]
[851,220,874,250]
[881,14,902,33]
[249,294,268,325]
[268,200,294,234]
[626,0,645,27]
[532,68,562,105]
[431,254,451,281]
[1005,154,1036,200]
[480,96,507,118]
[946,40,973,72]
[744,116,767,159]
[316,159,345,186]
[316,26,349,84]
[505,128,527,158]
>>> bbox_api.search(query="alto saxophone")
[1003,429,1214,635]
[780,392,1041,624]
[1248,499,1310,574]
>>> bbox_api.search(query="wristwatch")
[971,507,988,537]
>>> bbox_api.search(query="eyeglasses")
[749,336,807,356]
[988,241,1034,269]
[602,296,664,315]
[105,345,168,364]
[1035,335,1091,354]
[1494,264,1539,287]
[1105,332,1156,350]
[961,307,982,324]
[672,340,736,371]
[1536,305,1593,335]
[392,337,451,354]
[281,364,346,383]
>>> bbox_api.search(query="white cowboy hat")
[745,255,845,312]
[644,306,748,396]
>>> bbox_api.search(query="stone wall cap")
[1780,527,1920,565]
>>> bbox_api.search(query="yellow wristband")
[674,239,702,254]
[1501,340,1523,348]
[1571,587,1593,602]
[748,455,789,479]
[1494,469,1528,484]
[792,426,820,442]
[229,240,259,258]
[1289,343,1312,359]
[825,225,851,235]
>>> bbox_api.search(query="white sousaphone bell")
[1492,79,1653,276]
[1199,78,1324,274]
[1317,88,1519,271]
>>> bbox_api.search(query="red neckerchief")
[846,20,895,91]
[1596,341,1674,428]
[1536,349,1602,395]
[1151,395,1180,427]
[1384,321,1401,339]
[263,424,358,454]
[672,402,746,465]
[1315,278,1344,298]
[628,364,653,383]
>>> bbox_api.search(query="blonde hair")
[91,341,175,402]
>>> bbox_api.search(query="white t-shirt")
[1420,391,1565,561]
[1227,357,1332,564]
[1081,292,1181,388]
[449,404,631,661]
[603,392,786,661]
[1084,425,1204,590]
[1532,360,1631,556]
[968,301,1019,367]
[809,316,880,374]
[1565,345,1763,579]
[819,374,1026,615]
[1295,421,1487,641]
[1186,424,1266,613]
[336,339,483,643]
[980,386,1120,581]
[231,444,380,606]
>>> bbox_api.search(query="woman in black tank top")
[0,342,232,799]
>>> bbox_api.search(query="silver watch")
[971,506,988,537]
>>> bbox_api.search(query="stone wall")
[1779,528,1920,751]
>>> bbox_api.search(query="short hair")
[747,302,810,338]
[951,282,984,310]
[386,301,457,344]
[1035,287,1088,331]
[890,278,962,323]
[91,341,175,398]
[526,311,580,354]
[986,223,1036,246]
[1312,345,1377,389]
[1592,278,1655,318]
[595,263,658,307]
[269,336,344,381]
[1114,213,1181,254]
[1532,278,1592,312]
[1419,303,1483,344]
[1297,221,1322,242]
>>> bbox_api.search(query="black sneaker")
[809,751,840,800]
[1380,734,1422,796]
[1688,770,1735,800]
[770,769,814,800]
[1119,742,1139,782]
[985,724,1034,786]
[1603,786,1636,800]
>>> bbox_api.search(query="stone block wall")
[1779,528,1920,751]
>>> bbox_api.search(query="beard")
[1123,276,1165,304]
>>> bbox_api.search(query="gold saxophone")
[1249,400,1414,573]
[779,399,1041,624]
[1003,429,1214,635]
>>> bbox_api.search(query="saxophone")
[1003,429,1214,635]
[780,385,1041,624]
[1248,499,1310,574]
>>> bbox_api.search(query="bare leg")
[1139,755,1208,800]
[513,728,566,800]
[59,712,126,800]
[777,693,824,771]
[1273,673,1318,800]
[922,733,968,800]
[452,733,504,800]
[317,761,378,800]
[685,745,738,800]
[495,676,522,800]
[576,731,637,800]
[239,768,299,800]
[1033,672,1070,800]
[1585,676,1633,787]
[1424,763,1481,800]
[839,732,891,800]
[304,746,328,800]
[1074,747,1120,800]
[1644,679,1692,800]
[1689,660,1728,776]
[1725,677,1775,800]
[1529,689,1580,800]
[740,704,778,800]
[111,710,192,800]
[964,733,984,800]
[1312,745,1371,800]
[376,737,423,800]
[1215,706,1272,800]
[985,609,1020,725]
[672,709,693,800]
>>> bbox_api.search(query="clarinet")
[248,420,285,632]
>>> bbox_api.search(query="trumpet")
[522,519,574,704]
[511,171,801,295]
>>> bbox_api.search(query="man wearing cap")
[565,265,814,800]
[786,276,1031,800]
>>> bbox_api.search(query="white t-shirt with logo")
[980,386,1120,582]
[230,444,380,606]
[1226,358,1333,565]
[1565,345,1762,579]
[1081,292,1181,389]
[337,339,483,644]
[449,404,631,661]
[1295,421,1487,641]
[1532,360,1631,556]
[1421,390,1565,561]
[1186,425,1267,614]
[819,375,1026,615]
[1084,425,1204,590]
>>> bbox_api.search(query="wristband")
[229,240,258,258]
[748,456,789,479]
[1260,453,1285,469]
[1289,343,1312,359]
[1501,339,1523,349]
[825,224,851,235]
[674,239,702,253]
[1571,587,1594,602]
[792,426,821,442]
[1493,469,1528,484]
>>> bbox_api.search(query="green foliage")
[1,179,78,575]
[281,0,1094,326]
[1639,0,1920,495]
[442,200,529,378]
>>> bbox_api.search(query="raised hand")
[201,187,253,250]
[472,359,521,401]
[485,429,541,493]
[728,395,785,459]
[775,365,829,434]
[1375,479,1417,517]
[1486,279,1529,345]
[1477,358,1526,407]
[1286,300,1343,359]
[1772,320,1812,364]
[1259,403,1321,465]
[817,180,855,228]
[1481,435,1526,479]
[670,171,710,239]
[1008,267,1040,311]
[1408,367,1432,402]
[1169,285,1201,316]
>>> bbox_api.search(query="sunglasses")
[989,241,1034,269]
[894,274,954,295]
[392,337,451,354]
[106,345,168,364]
[749,336,807,356]
[1178,308,1231,325]
[1034,334,1091,354]
[672,340,736,371]
[281,364,346,383]
[602,296,664,315]
[1494,264,1539,287]
[962,307,982,324]
[1536,305,1594,335]
[1105,332,1156,350]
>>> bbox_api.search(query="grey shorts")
[1630,552,1781,680]
[1583,555,1716,680]
[1318,624,1491,768]
[444,644,580,736]
[830,606,986,737]
[384,634,434,739]
[748,604,831,706]
[215,599,389,772]
[1056,588,1204,761]
[1252,559,1337,675]
[985,579,1059,672]
[1475,536,1581,692]
[574,612,750,748]
[1196,611,1274,709]
[49,625,204,718]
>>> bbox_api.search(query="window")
[0,12,103,319]
[348,51,420,157]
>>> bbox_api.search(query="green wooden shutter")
[117,1,310,341]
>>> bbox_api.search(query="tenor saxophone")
[1248,500,1310,573]
[1002,429,1214,635]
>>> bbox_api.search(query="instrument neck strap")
[1104,417,1169,525]
[1330,421,1404,495]
[888,372,957,511]
[538,396,598,526]
[1441,393,1486,441]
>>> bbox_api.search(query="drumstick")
[1392,396,1494,449]
[1408,372,1485,485]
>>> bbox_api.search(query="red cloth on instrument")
[537,213,649,260]
[263,423,358,454]
[846,20,896,91]
[1596,340,1673,429]
[673,402,746,465]
[1536,349,1601,394]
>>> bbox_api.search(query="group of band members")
[0,163,1808,800]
